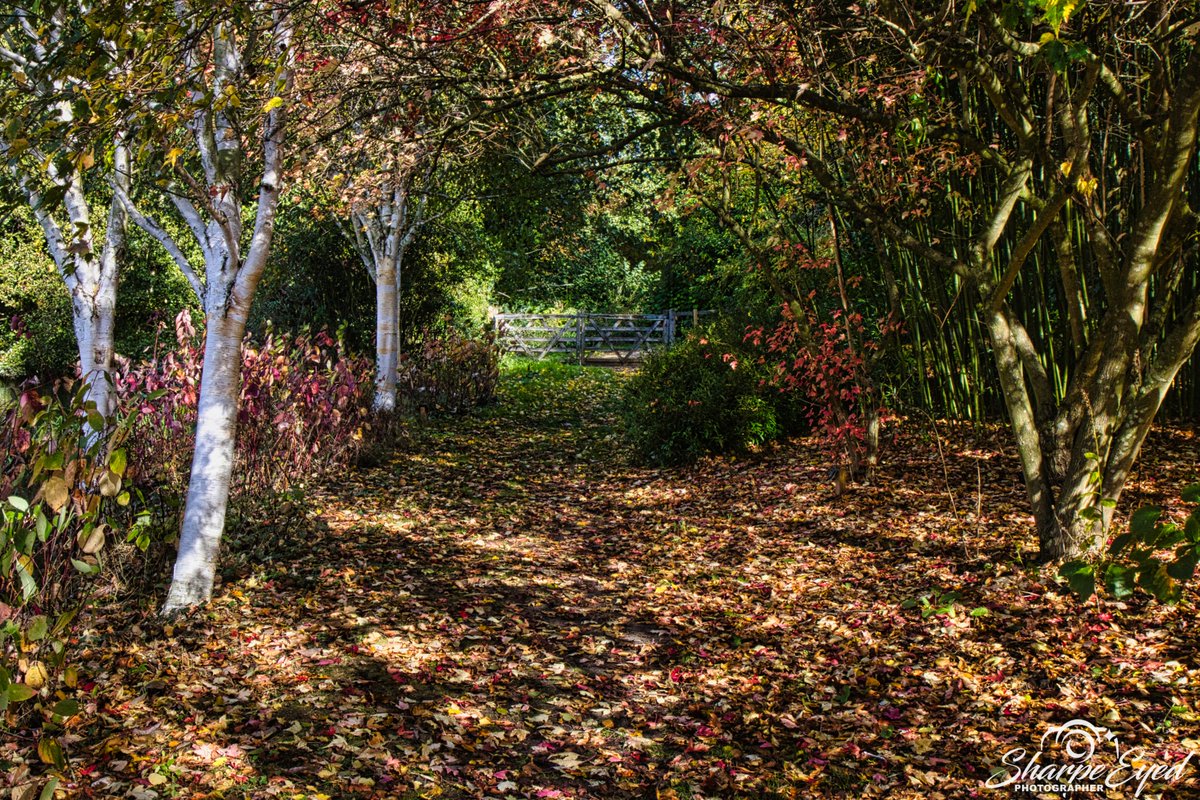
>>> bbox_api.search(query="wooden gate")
[493,310,712,363]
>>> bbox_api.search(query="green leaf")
[1059,560,1096,600]
[1168,547,1199,583]
[7,683,36,702]
[39,777,60,800]
[1158,524,1186,548]
[1138,560,1182,604]
[52,608,78,635]
[1181,483,1200,503]
[17,563,37,602]
[70,558,99,575]
[1130,506,1162,538]
[7,495,29,513]
[51,698,79,718]
[970,607,989,617]
[1109,532,1134,557]
[109,448,127,476]
[1104,563,1136,599]
[26,615,48,642]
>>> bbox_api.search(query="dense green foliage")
[0,215,75,380]
[1061,484,1200,605]
[623,324,806,465]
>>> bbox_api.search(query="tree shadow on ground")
[55,398,1200,798]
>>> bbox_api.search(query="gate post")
[576,313,585,365]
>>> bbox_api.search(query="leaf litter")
[8,368,1200,799]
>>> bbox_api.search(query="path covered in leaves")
[34,365,1200,798]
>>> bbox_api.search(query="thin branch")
[111,181,205,304]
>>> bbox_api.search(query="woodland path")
[59,364,1200,799]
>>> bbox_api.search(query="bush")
[623,325,804,465]
[747,304,883,464]
[116,311,375,509]
[1060,483,1200,605]
[0,224,76,381]
[397,327,501,415]
[2,380,152,774]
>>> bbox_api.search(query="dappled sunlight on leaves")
[9,367,1200,798]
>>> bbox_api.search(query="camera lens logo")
[1039,720,1115,762]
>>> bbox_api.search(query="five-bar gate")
[493,310,712,364]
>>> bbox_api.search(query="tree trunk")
[983,308,1059,551]
[373,255,399,413]
[71,290,116,421]
[77,140,129,425]
[162,308,245,612]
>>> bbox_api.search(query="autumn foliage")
[747,304,880,463]
[116,311,374,504]
[396,327,501,415]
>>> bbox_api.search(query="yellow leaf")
[37,737,64,768]
[78,524,106,555]
[42,476,69,512]
[164,148,184,168]
[98,470,120,497]
[263,96,284,113]
[24,661,49,690]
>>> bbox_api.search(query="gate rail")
[493,310,714,363]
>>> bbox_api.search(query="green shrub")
[1060,483,1200,605]
[623,325,804,465]
[0,223,76,381]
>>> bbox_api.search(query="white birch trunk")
[348,178,430,414]
[9,144,128,433]
[0,10,129,429]
[147,5,294,613]
[373,254,399,412]
[80,139,129,424]
[163,295,244,609]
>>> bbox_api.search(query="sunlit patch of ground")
[19,364,1200,798]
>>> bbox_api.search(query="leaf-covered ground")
[12,362,1200,798]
